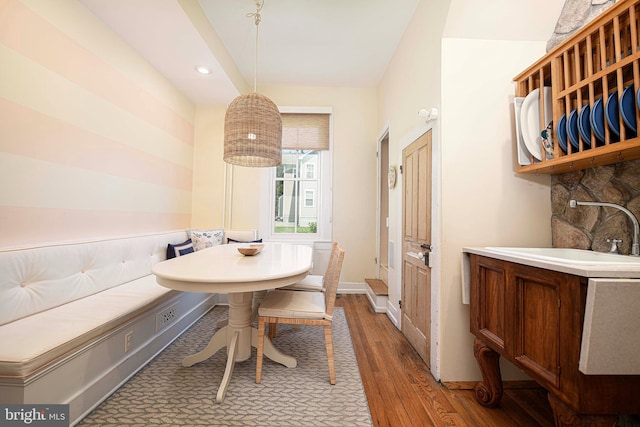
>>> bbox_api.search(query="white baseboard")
[365,285,388,313]
[336,281,367,294]
[386,301,401,328]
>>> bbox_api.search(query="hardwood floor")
[336,294,555,427]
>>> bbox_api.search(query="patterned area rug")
[78,306,372,426]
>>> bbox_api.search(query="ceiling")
[80,0,420,105]
[79,0,565,106]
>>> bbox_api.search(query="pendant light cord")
[246,0,264,93]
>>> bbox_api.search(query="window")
[274,150,319,233]
[260,108,332,242]
[305,164,315,179]
[304,189,315,207]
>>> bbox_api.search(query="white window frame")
[259,106,333,244]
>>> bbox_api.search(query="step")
[365,278,388,296]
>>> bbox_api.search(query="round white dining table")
[152,242,313,403]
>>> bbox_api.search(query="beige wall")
[191,105,226,229]
[378,0,557,382]
[0,0,195,247]
[377,0,450,333]
[440,38,552,381]
[191,85,378,283]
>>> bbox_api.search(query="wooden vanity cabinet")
[469,254,640,424]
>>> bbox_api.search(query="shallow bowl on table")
[237,244,264,256]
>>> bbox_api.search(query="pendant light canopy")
[223,1,282,167]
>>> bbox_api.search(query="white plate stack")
[517,87,553,163]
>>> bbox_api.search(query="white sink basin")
[484,247,640,265]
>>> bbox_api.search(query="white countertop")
[463,246,640,278]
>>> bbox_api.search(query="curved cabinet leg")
[547,393,617,427]
[472,338,503,408]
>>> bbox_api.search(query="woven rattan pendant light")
[223,0,282,167]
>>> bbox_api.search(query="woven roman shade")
[224,93,283,167]
[282,113,330,150]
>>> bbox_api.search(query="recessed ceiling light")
[195,65,212,75]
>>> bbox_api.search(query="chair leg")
[256,316,266,384]
[268,322,277,339]
[324,324,336,385]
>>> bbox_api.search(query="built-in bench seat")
[0,275,175,378]
[0,229,258,426]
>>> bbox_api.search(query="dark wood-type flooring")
[336,294,555,427]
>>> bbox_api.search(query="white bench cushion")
[0,275,177,378]
[0,231,187,326]
[0,229,258,378]
[224,229,260,243]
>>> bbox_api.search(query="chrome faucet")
[607,238,622,254]
[569,199,640,256]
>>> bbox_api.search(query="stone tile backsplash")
[551,159,640,254]
[547,0,639,254]
[547,0,616,52]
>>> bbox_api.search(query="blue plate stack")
[557,114,568,153]
[556,84,637,153]
[590,97,607,145]
[605,85,636,141]
[567,108,581,151]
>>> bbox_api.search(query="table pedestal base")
[181,291,296,403]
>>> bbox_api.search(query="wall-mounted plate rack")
[515,0,640,174]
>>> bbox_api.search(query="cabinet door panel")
[471,257,507,352]
[514,272,560,388]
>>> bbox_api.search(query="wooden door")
[401,131,432,366]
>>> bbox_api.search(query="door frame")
[376,124,390,282]
[394,116,441,379]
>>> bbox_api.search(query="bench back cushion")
[223,229,259,243]
[0,231,188,326]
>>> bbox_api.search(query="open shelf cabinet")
[515,0,640,174]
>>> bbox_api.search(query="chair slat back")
[321,242,339,291]
[323,245,344,318]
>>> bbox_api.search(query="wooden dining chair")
[268,241,339,339]
[256,245,345,385]
[280,241,338,292]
